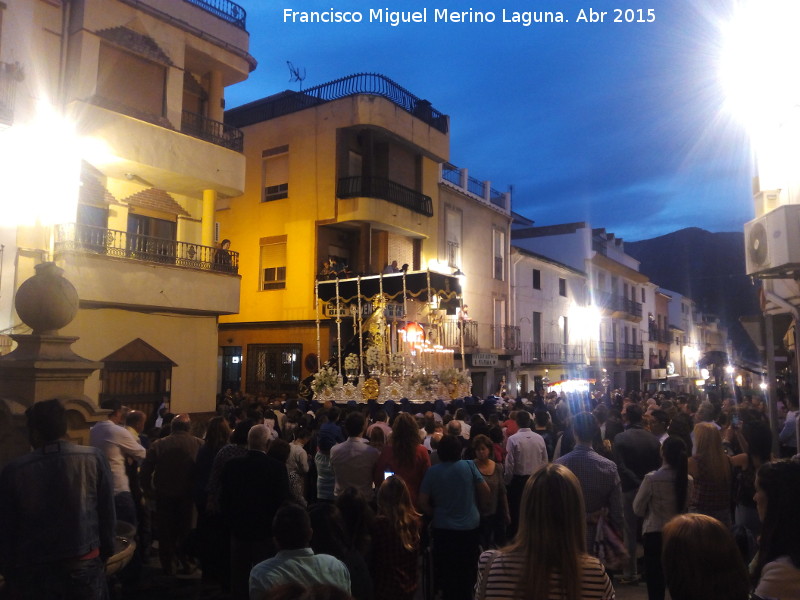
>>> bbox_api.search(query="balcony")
[520,343,585,365]
[593,291,643,320]
[440,164,511,214]
[55,223,239,274]
[337,176,433,217]
[587,342,644,361]
[648,327,671,344]
[184,0,247,29]
[226,73,448,134]
[0,62,22,125]
[181,110,244,152]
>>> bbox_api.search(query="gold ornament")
[362,377,379,400]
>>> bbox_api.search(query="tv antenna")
[287,61,306,90]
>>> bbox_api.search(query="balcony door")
[127,213,176,259]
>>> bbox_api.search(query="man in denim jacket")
[0,399,117,598]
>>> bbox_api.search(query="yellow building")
[0,0,254,414]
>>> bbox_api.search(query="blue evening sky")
[225,0,754,242]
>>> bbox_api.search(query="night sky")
[226,0,754,242]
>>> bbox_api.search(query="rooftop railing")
[55,223,239,274]
[440,164,510,212]
[184,0,246,29]
[181,110,244,152]
[337,176,434,217]
[226,73,448,133]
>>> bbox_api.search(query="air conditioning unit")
[744,204,800,276]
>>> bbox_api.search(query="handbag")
[591,508,629,571]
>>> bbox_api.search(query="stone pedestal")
[0,262,106,468]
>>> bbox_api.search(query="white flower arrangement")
[312,366,339,394]
[388,353,405,374]
[344,353,360,372]
[439,368,469,386]
[409,371,435,389]
[365,345,382,369]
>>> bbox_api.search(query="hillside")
[625,228,760,360]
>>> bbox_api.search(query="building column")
[208,69,224,123]
[202,189,216,247]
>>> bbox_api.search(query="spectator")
[752,459,800,600]
[472,434,509,549]
[662,514,749,600]
[221,424,290,600]
[729,420,772,539]
[90,398,146,528]
[418,434,490,600]
[688,422,732,527]
[613,403,661,584]
[475,463,614,600]
[555,412,624,555]
[373,412,431,508]
[140,413,203,576]
[633,436,693,600]
[330,412,380,499]
[371,476,422,600]
[249,504,351,599]
[0,399,116,599]
[504,410,548,537]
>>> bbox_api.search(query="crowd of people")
[2,385,800,600]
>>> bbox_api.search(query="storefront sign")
[472,352,498,367]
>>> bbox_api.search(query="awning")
[317,270,462,303]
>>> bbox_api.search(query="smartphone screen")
[384,471,394,480]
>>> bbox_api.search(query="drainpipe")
[762,286,800,454]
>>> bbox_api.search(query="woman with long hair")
[688,422,732,526]
[371,476,422,600]
[729,419,772,538]
[373,412,430,507]
[633,436,693,600]
[662,513,750,600]
[752,459,800,600]
[472,434,510,549]
[474,463,614,600]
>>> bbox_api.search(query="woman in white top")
[633,436,693,600]
[475,463,614,600]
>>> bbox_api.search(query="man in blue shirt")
[249,504,350,600]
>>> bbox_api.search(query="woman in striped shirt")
[475,463,615,600]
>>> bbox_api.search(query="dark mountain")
[625,227,760,361]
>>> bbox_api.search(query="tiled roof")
[95,26,174,66]
[79,175,116,205]
[123,188,190,217]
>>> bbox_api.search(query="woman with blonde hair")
[688,422,732,526]
[475,463,614,600]
[370,475,422,600]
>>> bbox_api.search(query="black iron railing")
[184,0,246,29]
[594,291,643,318]
[587,342,644,361]
[521,343,585,364]
[648,327,671,343]
[492,325,520,350]
[181,110,244,152]
[226,73,449,133]
[55,223,239,274]
[337,176,433,217]
[442,165,461,186]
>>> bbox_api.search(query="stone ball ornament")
[15,262,79,335]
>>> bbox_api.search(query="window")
[97,43,166,117]
[558,278,567,297]
[262,145,289,202]
[493,229,505,280]
[246,343,301,394]
[641,288,646,303]
[445,206,462,268]
[532,269,541,290]
[260,236,287,290]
